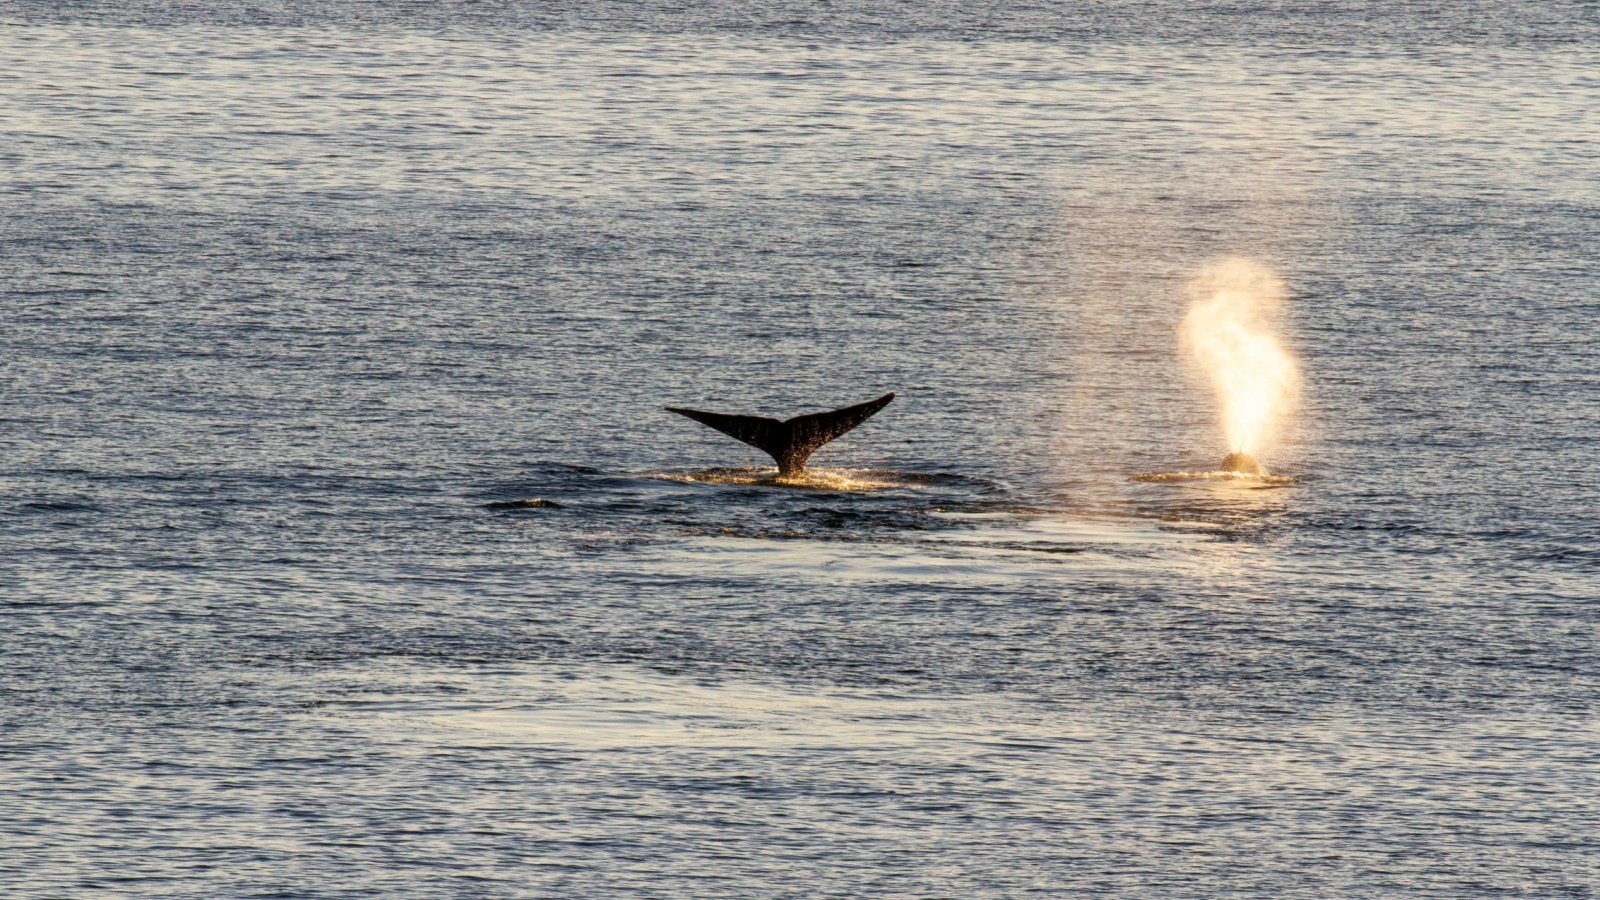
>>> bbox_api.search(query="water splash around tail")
[649,467,908,492]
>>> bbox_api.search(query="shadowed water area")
[2,3,1598,896]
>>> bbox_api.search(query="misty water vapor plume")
[1181,258,1300,462]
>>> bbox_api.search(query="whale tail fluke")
[666,392,895,477]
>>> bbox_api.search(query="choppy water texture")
[3,3,1599,896]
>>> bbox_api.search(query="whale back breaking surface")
[666,392,895,477]
[1219,452,1266,475]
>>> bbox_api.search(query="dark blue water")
[3,4,1598,896]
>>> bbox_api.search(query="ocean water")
[3,3,1598,896]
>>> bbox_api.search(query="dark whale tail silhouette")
[666,392,895,478]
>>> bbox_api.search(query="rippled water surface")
[3,4,1598,896]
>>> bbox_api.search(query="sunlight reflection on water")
[647,466,910,492]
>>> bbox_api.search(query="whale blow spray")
[1181,258,1299,474]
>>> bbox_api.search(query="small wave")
[645,467,914,492]
[1130,470,1300,485]
[17,499,104,513]
[484,498,562,511]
